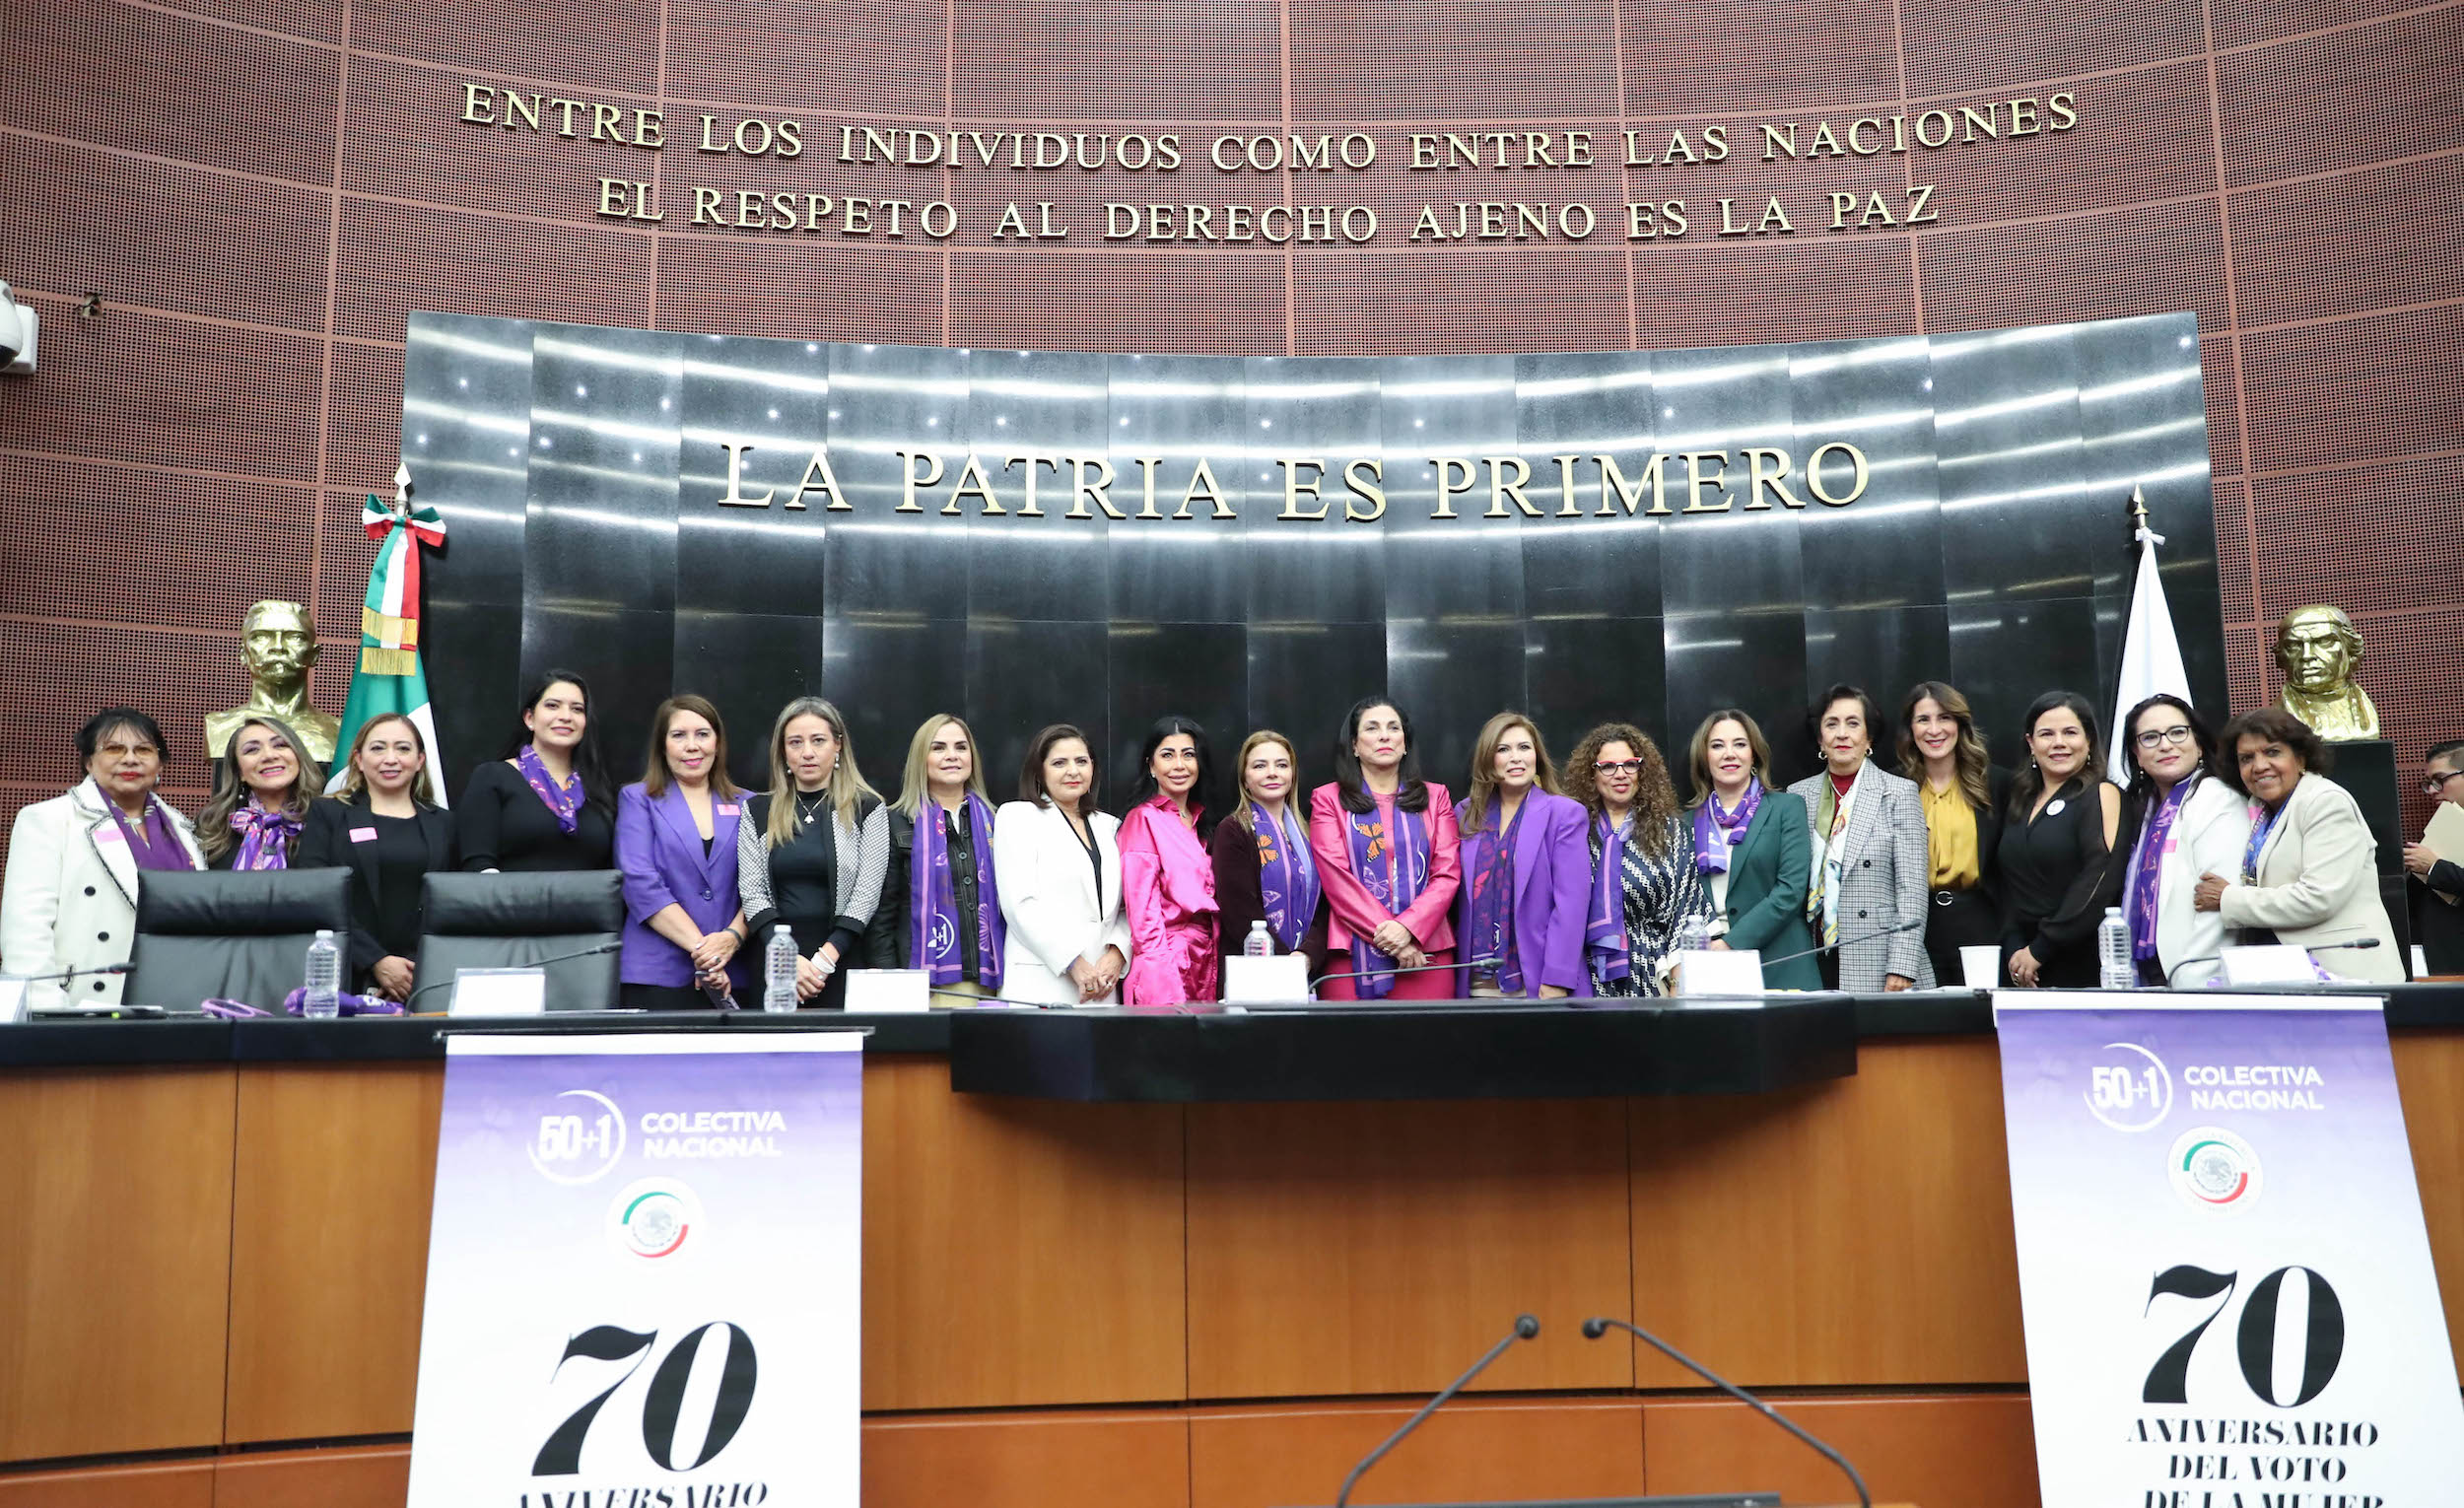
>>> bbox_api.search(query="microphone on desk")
[6,961,131,984]
[2163,936,2384,986]
[404,940,624,1009]
[1332,1314,1540,1508]
[1307,956,1503,991]
[1755,918,1923,972]
[1580,1315,1872,1508]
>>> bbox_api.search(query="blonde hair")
[1227,729,1301,836]
[1460,712,1560,834]
[893,713,989,817]
[763,697,878,844]
[1684,710,1774,806]
[198,716,324,863]
[336,713,438,806]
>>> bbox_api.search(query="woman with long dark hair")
[297,714,457,1000]
[1682,709,1820,991]
[1998,691,2124,988]
[458,669,616,871]
[1118,715,1222,1005]
[1896,681,2011,988]
[197,716,321,869]
[1451,712,1594,998]
[992,723,1130,1005]
[1564,721,1708,996]
[2117,694,2249,985]
[1307,697,1462,999]
[614,694,750,1009]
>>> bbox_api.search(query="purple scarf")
[1465,801,1526,993]
[109,798,192,872]
[516,743,583,836]
[228,801,300,871]
[2244,798,2283,884]
[1692,779,1764,875]
[910,794,1005,991]
[2126,779,2192,962]
[1255,805,1321,953]
[1343,796,1429,999]
[1586,814,1633,985]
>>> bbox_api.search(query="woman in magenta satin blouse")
[1117,715,1221,1005]
[1308,697,1462,1000]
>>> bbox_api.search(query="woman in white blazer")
[2194,708,2402,984]
[2118,696,2252,985]
[1,709,206,1008]
[992,724,1131,1005]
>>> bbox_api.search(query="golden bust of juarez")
[205,599,342,763]
[2272,604,2378,742]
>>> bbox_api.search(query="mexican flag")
[327,483,449,804]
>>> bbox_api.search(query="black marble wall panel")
[401,314,2225,811]
[406,312,533,797]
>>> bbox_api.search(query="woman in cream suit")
[2195,708,2402,984]
[2118,696,2251,985]
[993,724,1131,1005]
[1,708,206,1008]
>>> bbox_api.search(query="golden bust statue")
[2272,604,2379,742]
[205,599,342,763]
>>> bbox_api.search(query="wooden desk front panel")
[0,1066,236,1462]
[1629,1036,2030,1388]
[861,1056,1188,1410]
[1185,1097,1635,1399]
[2390,1030,2464,1367]
[224,1062,445,1443]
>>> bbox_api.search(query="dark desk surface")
[3,985,2458,1088]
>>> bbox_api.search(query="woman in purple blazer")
[615,694,752,1009]
[1452,712,1595,998]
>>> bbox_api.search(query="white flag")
[2109,487,2192,773]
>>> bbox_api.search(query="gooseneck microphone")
[2166,936,2385,985]
[1581,1315,1871,1508]
[1308,956,1503,991]
[1755,917,1923,972]
[1333,1314,1539,1508]
[7,961,131,983]
[404,940,625,1008]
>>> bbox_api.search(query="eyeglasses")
[2133,724,2195,750]
[1594,760,1644,775]
[2425,770,2464,794]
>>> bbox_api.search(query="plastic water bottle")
[302,929,340,1019]
[2098,907,2135,990]
[1675,916,1712,954]
[1244,921,1274,958]
[764,925,799,1014]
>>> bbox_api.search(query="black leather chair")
[126,867,353,1011]
[412,870,624,1013]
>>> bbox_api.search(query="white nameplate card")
[1222,954,1311,1004]
[1675,948,1764,997]
[2221,944,2318,985]
[446,967,547,1017]
[845,968,929,1013]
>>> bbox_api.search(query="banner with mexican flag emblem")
[328,475,448,803]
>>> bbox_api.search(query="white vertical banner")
[407,1032,863,1507]
[1998,993,2463,1506]
[2109,491,2194,774]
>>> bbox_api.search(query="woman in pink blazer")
[1118,716,1221,1005]
[1452,713,1594,998]
[1308,697,1463,999]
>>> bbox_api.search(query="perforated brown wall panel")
[2,0,2458,917]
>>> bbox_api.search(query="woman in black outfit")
[297,714,457,1001]
[1998,690,2125,989]
[736,697,890,1010]
[458,670,616,871]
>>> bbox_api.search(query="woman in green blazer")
[1683,709,1822,991]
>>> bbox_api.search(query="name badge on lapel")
[717,803,740,817]
[94,824,124,845]
[350,827,379,843]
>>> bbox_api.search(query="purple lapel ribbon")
[515,743,583,836]
[1256,806,1322,953]
[2127,778,2191,962]
[909,793,1005,992]
[228,801,299,870]
[1343,799,1428,999]
[1586,814,1633,985]
[1465,802,1525,994]
[1692,778,1763,874]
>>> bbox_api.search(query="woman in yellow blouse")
[1898,681,2014,987]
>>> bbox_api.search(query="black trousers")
[1922,887,1998,987]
